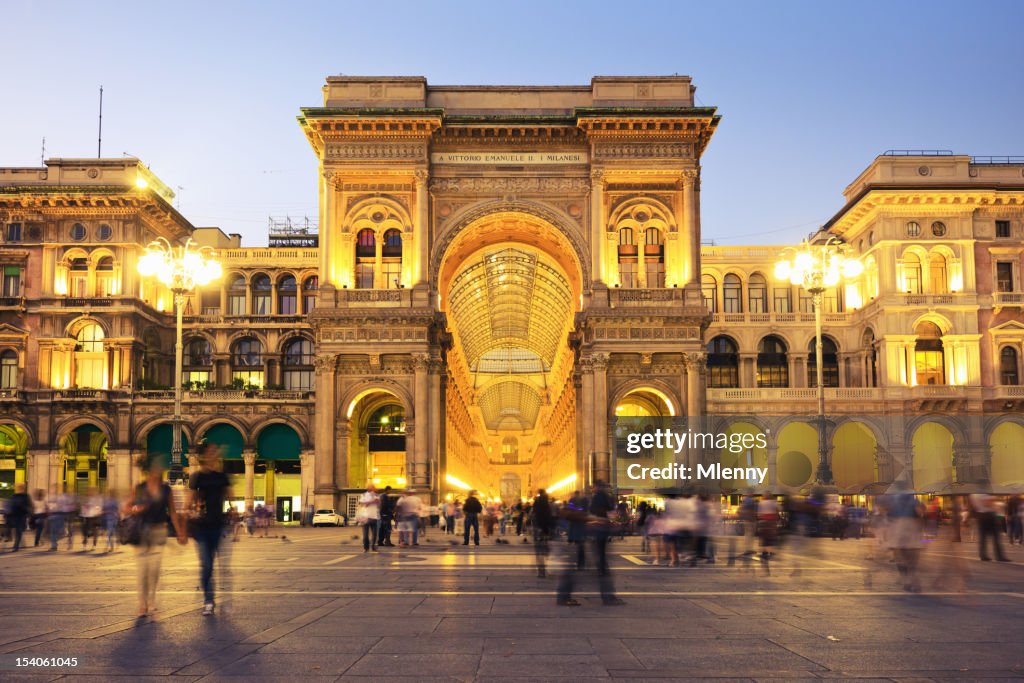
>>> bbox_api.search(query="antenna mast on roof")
[97,86,104,158]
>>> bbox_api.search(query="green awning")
[203,423,245,460]
[257,423,301,460]
[145,423,190,469]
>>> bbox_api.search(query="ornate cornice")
[593,143,693,160]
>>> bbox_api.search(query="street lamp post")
[774,238,862,486]
[138,237,222,483]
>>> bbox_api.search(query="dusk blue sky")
[5,1,1022,246]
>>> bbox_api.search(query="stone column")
[313,354,337,510]
[686,353,707,418]
[264,463,276,511]
[321,171,336,287]
[579,357,596,484]
[26,452,43,494]
[740,353,757,389]
[427,357,441,495]
[299,449,315,523]
[414,170,429,287]
[242,450,257,510]
[765,442,778,494]
[681,170,698,288]
[590,169,605,285]
[105,449,133,496]
[412,353,430,489]
[48,451,64,493]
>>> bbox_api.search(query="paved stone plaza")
[0,528,1021,681]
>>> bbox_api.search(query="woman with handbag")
[125,458,187,619]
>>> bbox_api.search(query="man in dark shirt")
[188,444,233,616]
[378,486,395,547]
[462,491,483,546]
[532,489,554,577]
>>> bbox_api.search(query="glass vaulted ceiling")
[447,247,574,432]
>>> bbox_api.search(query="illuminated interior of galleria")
[0,76,1022,516]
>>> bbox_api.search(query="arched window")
[748,273,767,313]
[723,274,742,313]
[355,229,376,289]
[226,274,246,315]
[617,228,637,288]
[231,337,264,388]
[903,253,922,294]
[929,253,948,294]
[706,336,739,388]
[302,276,318,313]
[914,321,944,386]
[278,275,297,315]
[644,228,665,288]
[808,336,840,388]
[382,228,403,289]
[366,404,405,434]
[701,274,717,312]
[184,338,212,387]
[0,350,17,389]
[757,335,789,388]
[863,328,878,387]
[1000,347,1019,385]
[74,323,105,389]
[95,256,115,297]
[283,338,314,391]
[251,274,271,314]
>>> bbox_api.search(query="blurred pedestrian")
[378,486,395,547]
[557,480,623,606]
[969,493,1009,562]
[188,444,233,616]
[30,489,46,547]
[886,484,925,591]
[80,487,103,550]
[532,489,554,577]
[566,490,588,569]
[462,490,482,546]
[5,483,30,552]
[102,490,119,552]
[127,459,187,618]
[356,483,380,552]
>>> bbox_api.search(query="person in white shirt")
[395,490,422,547]
[663,493,698,566]
[80,487,104,550]
[356,484,381,552]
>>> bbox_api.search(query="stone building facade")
[0,76,1021,514]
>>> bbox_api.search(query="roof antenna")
[97,85,103,158]
[41,137,45,166]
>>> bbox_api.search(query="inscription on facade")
[431,152,588,165]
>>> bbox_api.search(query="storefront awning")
[257,423,301,460]
[204,423,245,460]
[145,423,190,469]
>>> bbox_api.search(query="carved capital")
[684,352,707,373]
[412,353,430,371]
[680,169,699,186]
[314,353,338,375]
[592,352,610,371]
[242,451,257,467]
[49,452,64,467]
[414,169,430,183]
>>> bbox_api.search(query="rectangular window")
[5,223,22,241]
[798,289,814,313]
[355,263,374,289]
[996,220,1011,238]
[252,293,270,315]
[822,288,842,313]
[278,293,297,315]
[183,371,211,387]
[200,290,220,315]
[96,274,115,297]
[915,351,945,386]
[2,267,21,297]
[231,370,264,388]
[284,369,314,391]
[644,261,665,288]
[773,288,791,313]
[74,356,105,389]
[381,261,402,289]
[227,293,246,316]
[1,360,16,389]
[996,262,1014,292]
[303,293,317,313]
[618,261,638,289]
[723,286,741,313]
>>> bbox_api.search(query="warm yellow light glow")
[138,237,222,292]
[135,177,149,189]
[446,473,473,490]
[547,472,577,494]
[844,284,862,311]
[842,258,864,278]
[396,476,407,487]
[372,478,382,485]
[774,261,792,281]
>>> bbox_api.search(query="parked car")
[312,509,344,527]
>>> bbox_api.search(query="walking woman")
[127,458,187,619]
